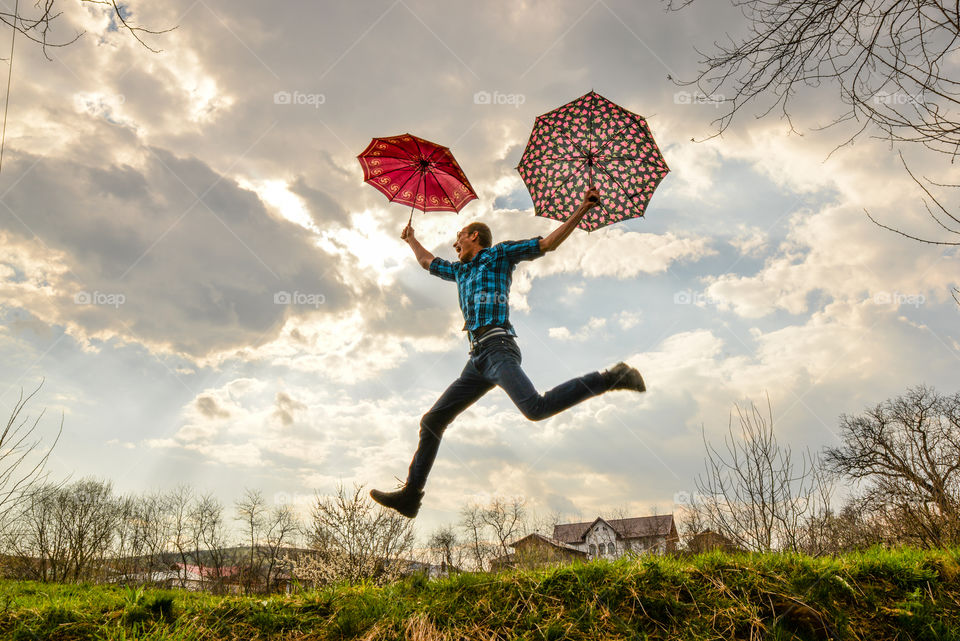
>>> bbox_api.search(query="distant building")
[493,514,680,570]
[552,514,679,559]
[116,563,244,593]
[687,529,740,553]
[384,558,452,579]
[490,533,587,571]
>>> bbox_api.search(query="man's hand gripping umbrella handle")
[540,188,600,252]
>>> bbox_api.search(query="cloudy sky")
[1,0,958,540]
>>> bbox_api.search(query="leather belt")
[469,327,510,352]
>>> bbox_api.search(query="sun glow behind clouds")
[239,178,318,232]
[323,210,417,285]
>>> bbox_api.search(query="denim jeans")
[405,335,607,491]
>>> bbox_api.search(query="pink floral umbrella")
[517,91,670,231]
[357,133,478,225]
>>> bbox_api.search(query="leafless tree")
[166,484,194,588]
[458,503,497,572]
[481,496,527,563]
[190,493,228,592]
[141,490,174,572]
[528,508,565,539]
[9,482,69,581]
[863,152,960,248]
[234,488,266,593]
[669,0,960,265]
[229,492,301,593]
[111,490,172,579]
[676,500,712,552]
[260,503,299,592]
[862,152,960,302]
[0,1,175,59]
[0,380,62,542]
[824,385,960,547]
[111,495,144,577]
[669,0,960,153]
[426,524,463,574]
[799,496,887,554]
[64,478,118,582]
[9,478,118,582]
[692,396,833,552]
[294,483,415,586]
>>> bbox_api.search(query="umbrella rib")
[410,136,429,164]
[428,169,458,212]
[368,163,420,181]
[428,158,467,180]
[594,160,643,205]
[415,142,469,203]
[538,158,588,217]
[391,166,424,206]
[543,117,590,159]
[594,126,629,157]
[375,137,421,160]
[408,170,424,222]
[599,155,648,162]
[411,136,448,166]
[594,116,646,158]
[520,155,583,164]
[588,97,595,187]
[425,158,477,199]
[557,128,589,158]
[411,137,429,207]
[423,143,446,162]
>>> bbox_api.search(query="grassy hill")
[1,546,959,640]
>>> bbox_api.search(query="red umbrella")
[357,133,478,224]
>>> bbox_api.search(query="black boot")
[369,485,425,518]
[602,362,646,392]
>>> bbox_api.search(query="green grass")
[2,546,959,639]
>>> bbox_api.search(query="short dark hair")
[465,222,492,247]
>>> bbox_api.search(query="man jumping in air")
[371,189,646,518]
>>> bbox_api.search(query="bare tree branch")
[0,1,175,61]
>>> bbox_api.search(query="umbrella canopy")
[357,133,478,224]
[517,91,669,231]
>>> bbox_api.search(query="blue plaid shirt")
[429,237,544,338]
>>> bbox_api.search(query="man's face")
[453,227,481,261]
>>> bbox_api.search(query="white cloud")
[730,224,768,257]
[548,317,607,342]
[616,310,642,330]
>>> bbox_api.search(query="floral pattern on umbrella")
[516,91,670,231]
[357,134,477,222]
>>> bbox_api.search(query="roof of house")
[690,529,736,544]
[510,532,587,555]
[553,514,676,543]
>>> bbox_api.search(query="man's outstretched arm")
[539,188,600,253]
[402,224,436,269]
